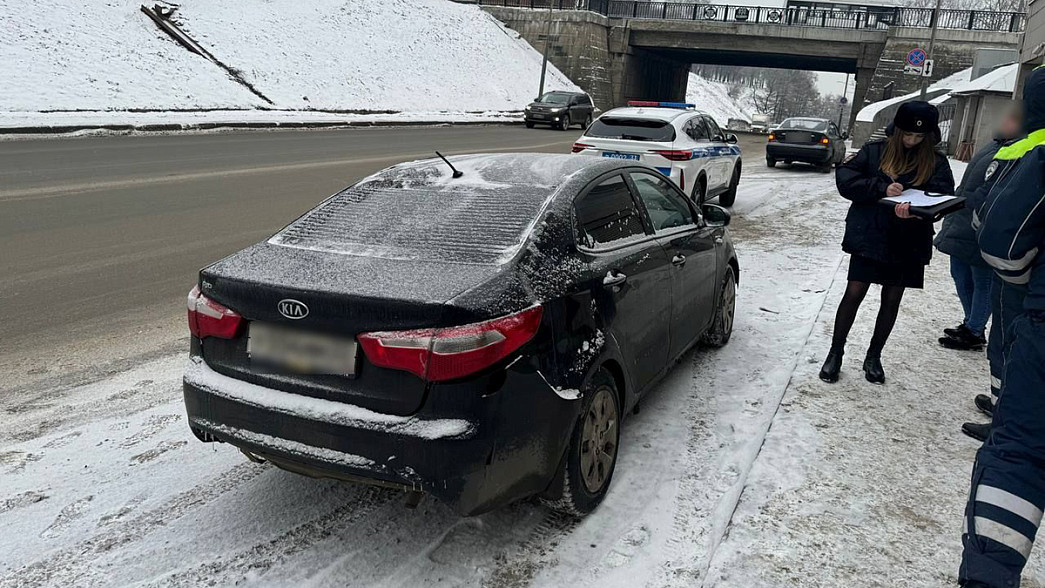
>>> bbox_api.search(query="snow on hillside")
[685,73,756,128]
[0,0,579,126]
[171,0,579,113]
[0,0,265,112]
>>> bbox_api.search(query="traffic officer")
[960,65,1045,588]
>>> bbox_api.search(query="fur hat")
[887,101,942,144]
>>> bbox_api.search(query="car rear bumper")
[182,355,578,516]
[766,143,831,163]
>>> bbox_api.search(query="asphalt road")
[0,127,766,380]
[0,126,582,367]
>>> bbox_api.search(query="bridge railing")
[475,0,1025,32]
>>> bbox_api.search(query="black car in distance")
[765,117,848,172]
[183,153,739,517]
[524,91,595,131]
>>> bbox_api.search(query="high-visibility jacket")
[975,67,1045,312]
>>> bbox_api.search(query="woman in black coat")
[820,101,955,384]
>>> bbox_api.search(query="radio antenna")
[435,151,463,178]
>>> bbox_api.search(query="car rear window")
[780,118,828,131]
[270,156,572,266]
[586,117,676,142]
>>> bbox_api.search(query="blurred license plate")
[602,152,640,160]
[248,322,358,375]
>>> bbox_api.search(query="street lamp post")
[538,3,554,98]
[919,0,942,99]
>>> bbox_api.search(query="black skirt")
[848,255,925,289]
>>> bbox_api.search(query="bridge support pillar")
[612,48,690,106]
[849,67,876,133]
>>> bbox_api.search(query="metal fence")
[475,0,1025,32]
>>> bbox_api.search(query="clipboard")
[879,191,966,222]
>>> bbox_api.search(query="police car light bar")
[627,101,696,109]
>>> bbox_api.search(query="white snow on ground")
[686,73,756,128]
[0,0,578,127]
[5,160,1045,587]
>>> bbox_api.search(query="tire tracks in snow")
[0,462,267,588]
[146,486,395,587]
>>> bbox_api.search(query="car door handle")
[672,254,687,267]
[603,270,627,287]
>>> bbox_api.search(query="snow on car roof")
[269,153,627,266]
[600,107,705,122]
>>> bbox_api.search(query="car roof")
[600,107,707,122]
[268,153,640,266]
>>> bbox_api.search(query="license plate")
[248,322,358,375]
[602,152,640,161]
[531,113,545,119]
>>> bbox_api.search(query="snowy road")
[4,150,1042,587]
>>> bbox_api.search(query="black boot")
[944,323,968,338]
[961,422,991,442]
[974,394,994,417]
[863,355,885,384]
[819,347,844,383]
[940,327,987,351]
[960,581,997,588]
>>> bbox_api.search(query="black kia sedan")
[524,91,595,131]
[183,153,738,517]
[765,117,847,171]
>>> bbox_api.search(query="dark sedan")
[183,153,738,517]
[766,117,847,172]
[524,91,595,131]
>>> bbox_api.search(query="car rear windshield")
[585,117,676,142]
[780,118,828,131]
[270,156,568,266]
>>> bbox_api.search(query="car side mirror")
[841,131,849,140]
[713,134,724,142]
[726,134,738,144]
[703,204,731,225]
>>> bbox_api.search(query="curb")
[0,118,525,136]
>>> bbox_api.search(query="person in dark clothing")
[937,109,1022,442]
[936,124,1016,350]
[960,66,1045,588]
[820,101,956,384]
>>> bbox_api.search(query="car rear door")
[626,170,718,358]
[574,173,672,392]
[703,115,733,190]
[685,116,718,194]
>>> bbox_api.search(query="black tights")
[830,280,906,358]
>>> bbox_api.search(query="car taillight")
[820,136,830,145]
[187,285,244,339]
[572,142,592,153]
[651,149,694,161]
[767,133,776,142]
[357,306,543,382]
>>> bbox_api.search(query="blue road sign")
[906,48,927,67]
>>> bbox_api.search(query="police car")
[572,102,742,206]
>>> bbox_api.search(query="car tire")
[693,177,707,206]
[583,114,593,129]
[818,163,833,173]
[766,157,776,168]
[703,265,736,347]
[525,121,535,129]
[719,163,741,207]
[560,114,571,131]
[543,369,620,517]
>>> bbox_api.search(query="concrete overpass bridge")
[477,1,1023,128]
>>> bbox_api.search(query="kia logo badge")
[278,299,309,320]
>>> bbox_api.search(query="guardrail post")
[967,11,975,29]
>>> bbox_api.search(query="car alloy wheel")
[703,266,736,347]
[583,114,593,129]
[579,386,619,493]
[560,114,571,131]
